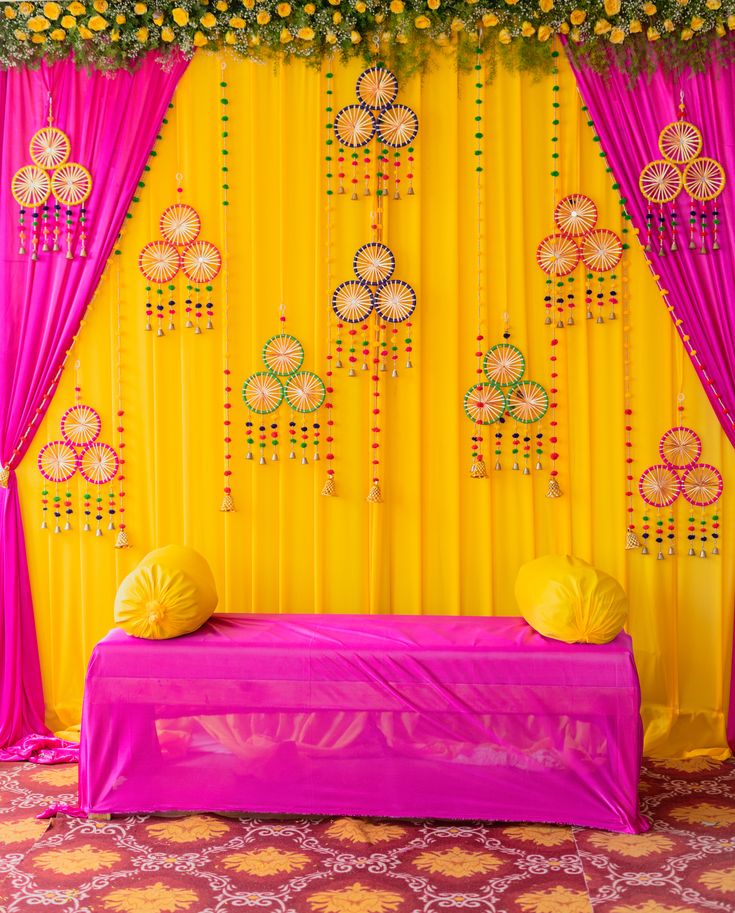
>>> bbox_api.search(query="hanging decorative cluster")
[11,95,92,261]
[639,95,726,255]
[138,179,221,336]
[242,311,326,466]
[333,66,418,201]
[536,193,623,327]
[37,373,119,537]
[638,411,722,560]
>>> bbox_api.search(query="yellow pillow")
[515,554,628,644]
[114,545,218,639]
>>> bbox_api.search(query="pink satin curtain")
[568,44,735,747]
[0,53,187,760]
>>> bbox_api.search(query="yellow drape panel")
[18,51,733,757]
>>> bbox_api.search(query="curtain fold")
[567,44,735,748]
[0,53,188,760]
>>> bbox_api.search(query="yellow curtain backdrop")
[18,50,733,758]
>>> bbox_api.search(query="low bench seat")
[79,613,647,832]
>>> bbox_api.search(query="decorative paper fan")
[138,240,180,283]
[180,240,222,283]
[284,371,326,414]
[332,281,374,323]
[374,280,416,323]
[356,67,399,110]
[535,233,580,277]
[353,242,395,284]
[29,126,70,170]
[659,426,702,470]
[681,462,723,507]
[38,440,77,483]
[160,204,201,246]
[463,382,506,425]
[78,442,119,485]
[262,334,304,376]
[580,229,623,273]
[658,120,702,164]
[639,160,682,204]
[376,104,419,148]
[242,372,283,414]
[11,165,50,207]
[639,464,681,508]
[483,344,525,387]
[506,381,549,424]
[554,194,598,237]
[50,163,92,206]
[334,104,375,148]
[60,405,101,446]
[682,157,726,202]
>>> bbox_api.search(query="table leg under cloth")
[78,614,648,833]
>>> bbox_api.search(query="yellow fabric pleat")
[17,51,733,758]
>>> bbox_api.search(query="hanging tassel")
[470,458,487,479]
[321,475,336,497]
[0,466,9,488]
[114,528,130,549]
[625,529,641,549]
[546,477,562,498]
[220,492,235,512]
[367,481,383,503]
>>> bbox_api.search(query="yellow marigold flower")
[604,0,620,15]
[375,12,385,22]
[647,26,660,39]
[78,25,92,38]
[333,11,342,23]
[728,14,735,28]
[676,0,689,4]
[4,6,17,19]
[570,10,586,24]
[230,16,245,27]
[31,33,47,42]
[200,12,216,27]
[629,18,642,31]
[50,27,66,39]
[28,16,51,32]
[110,27,119,39]
[216,0,229,9]
[415,15,430,28]
[18,2,34,15]
[44,3,61,20]
[116,14,125,24]
[505,0,520,5]
[395,32,407,43]
[257,10,270,24]
[304,2,315,11]
[244,0,255,6]
[61,14,76,27]
[428,0,440,8]
[14,29,28,39]
[706,0,721,8]
[277,2,291,15]
[94,0,108,10]
[328,0,340,4]
[390,0,404,12]
[67,1,85,13]
[355,0,366,10]
[467,0,479,4]
[152,12,163,25]
[298,26,314,38]
[482,12,498,26]
[88,14,107,29]
[450,16,463,30]
[594,18,611,34]
[681,27,694,38]
[325,30,336,43]
[539,0,553,13]
[559,21,569,33]
[537,24,552,40]
[520,20,535,36]
[663,18,674,30]
[570,26,581,41]
[691,15,704,29]
[279,26,292,41]
[642,3,656,14]
[193,30,208,45]
[135,26,148,41]
[351,29,361,42]
[498,27,511,43]
[172,8,189,26]
[609,26,625,42]
[133,3,147,14]
[225,30,236,43]
[161,25,174,40]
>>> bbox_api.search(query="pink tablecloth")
[78,614,647,832]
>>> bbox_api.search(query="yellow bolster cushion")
[515,554,628,645]
[114,545,218,639]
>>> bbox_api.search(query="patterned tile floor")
[0,758,733,912]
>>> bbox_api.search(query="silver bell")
[245,452,253,461]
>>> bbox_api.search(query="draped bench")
[78,614,647,832]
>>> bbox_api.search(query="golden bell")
[470,458,487,479]
[625,529,641,550]
[114,528,130,549]
[321,476,336,497]
[0,465,9,488]
[220,493,235,512]
[546,477,562,498]
[367,482,383,503]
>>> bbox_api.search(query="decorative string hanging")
[11,94,92,260]
[138,176,221,336]
[639,93,725,255]
[242,310,326,467]
[322,62,337,497]
[333,65,418,201]
[37,365,119,537]
[219,62,235,513]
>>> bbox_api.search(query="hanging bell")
[289,451,296,460]
[556,320,564,329]
[245,452,253,461]
[656,550,664,560]
[670,239,678,252]
[546,477,562,498]
[544,316,552,326]
[535,461,543,471]
[712,546,719,555]
[596,315,604,325]
[625,529,641,550]
[361,362,368,371]
[522,466,530,476]
[351,191,358,201]
[185,319,193,329]
[271,452,279,462]
[145,321,152,332]
[687,547,695,556]
[313,452,320,462]
[301,456,308,465]
[156,327,165,338]
[667,546,675,556]
[348,367,356,377]
[53,524,61,534]
[641,545,649,555]
[107,521,115,531]
[380,363,387,372]
[259,456,266,465]
[194,325,202,336]
[512,461,519,471]
[699,548,707,558]
[586,310,593,320]
[393,191,400,201]
[608,311,616,320]
[40,521,48,530]
[567,316,575,326]
[494,460,502,471]
[114,528,130,549]
[470,459,487,479]
[168,321,175,331]
[713,240,721,252]
[336,358,343,369]
[95,528,103,537]
[391,368,398,378]
[407,186,415,196]
[337,185,345,195]
[405,359,413,369]
[321,476,336,497]
[220,493,235,512]
[367,481,383,503]
[63,521,71,531]
[83,522,91,532]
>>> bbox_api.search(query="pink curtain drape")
[0,53,188,761]
[568,45,735,748]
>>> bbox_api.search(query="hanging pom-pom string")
[712,202,721,251]
[312,419,320,462]
[608,268,618,320]
[53,199,60,252]
[393,149,401,200]
[107,486,116,531]
[289,414,297,459]
[494,419,503,471]
[258,423,267,464]
[167,281,176,332]
[405,319,413,368]
[712,509,720,554]
[335,321,344,369]
[566,273,575,326]
[42,201,50,252]
[194,285,202,335]
[64,206,73,260]
[63,483,73,531]
[270,421,279,462]
[406,145,415,196]
[323,59,337,496]
[144,285,152,333]
[657,203,666,257]
[41,485,48,529]
[699,203,708,255]
[83,482,91,531]
[645,202,653,252]
[511,423,520,471]
[361,321,370,372]
[206,283,214,330]
[79,205,88,258]
[18,207,26,256]
[669,202,678,252]
[32,206,41,261]
[245,412,254,461]
[53,482,61,534]
[363,144,372,197]
[185,283,193,328]
[351,150,359,200]
[535,428,544,471]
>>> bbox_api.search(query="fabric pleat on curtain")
[0,53,188,759]
[15,51,735,759]
[568,43,735,748]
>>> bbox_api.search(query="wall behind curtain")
[17,51,733,757]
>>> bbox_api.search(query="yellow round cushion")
[515,554,628,644]
[114,545,218,639]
